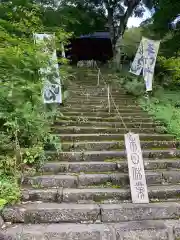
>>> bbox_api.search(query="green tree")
[120,26,143,58]
[60,0,154,70]
[0,0,70,206]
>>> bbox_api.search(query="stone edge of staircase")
[1,219,180,240]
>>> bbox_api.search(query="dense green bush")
[155,56,180,87]
[0,2,70,206]
[0,176,21,208]
[139,89,180,139]
[112,72,145,97]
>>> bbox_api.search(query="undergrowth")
[139,88,180,139]
[107,65,180,140]
[0,2,71,207]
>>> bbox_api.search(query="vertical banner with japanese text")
[129,41,143,76]
[34,33,62,104]
[130,37,160,92]
[125,132,149,204]
[142,37,160,91]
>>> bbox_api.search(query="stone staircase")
[2,69,180,239]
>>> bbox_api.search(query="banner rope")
[94,62,130,133]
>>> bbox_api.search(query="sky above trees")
[128,8,151,27]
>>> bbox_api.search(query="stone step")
[55,133,175,141]
[68,92,126,97]
[54,116,154,123]
[2,203,100,223]
[61,140,178,151]
[3,220,180,240]
[40,161,117,173]
[66,99,136,105]
[21,184,180,203]
[61,107,142,113]
[57,116,152,123]
[2,202,180,223]
[100,202,180,222]
[69,92,134,97]
[66,91,130,95]
[64,185,180,203]
[67,97,135,101]
[68,86,125,90]
[23,170,180,189]
[66,95,134,99]
[47,149,179,161]
[69,92,129,97]
[61,103,141,109]
[55,121,158,128]
[69,86,125,90]
[51,127,156,134]
[61,112,148,117]
[23,174,78,188]
[40,159,180,174]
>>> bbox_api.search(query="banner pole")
[107,85,110,113]
[97,69,100,86]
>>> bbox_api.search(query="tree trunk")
[113,0,141,70]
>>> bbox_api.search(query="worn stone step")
[51,127,156,134]
[21,184,180,203]
[3,202,180,224]
[68,93,134,97]
[3,220,180,240]
[47,149,179,161]
[40,159,180,174]
[65,96,135,101]
[69,87,126,91]
[23,174,78,188]
[61,107,142,113]
[21,188,60,202]
[63,185,180,203]
[63,104,139,109]
[62,104,141,109]
[54,116,154,124]
[23,171,166,188]
[61,140,178,151]
[66,100,136,105]
[55,121,158,129]
[72,81,103,85]
[58,116,151,122]
[2,203,100,223]
[70,92,129,97]
[61,112,148,117]
[67,97,136,102]
[101,202,180,222]
[55,133,175,141]
[68,85,125,90]
[69,92,127,97]
[119,160,180,172]
[40,161,117,173]
[77,172,162,187]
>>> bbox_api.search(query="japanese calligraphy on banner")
[124,132,149,204]
[129,41,143,76]
[34,33,62,104]
[130,37,160,92]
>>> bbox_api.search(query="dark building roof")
[79,31,110,39]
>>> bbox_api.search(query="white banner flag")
[34,33,62,104]
[129,40,144,76]
[142,37,160,91]
[130,37,160,91]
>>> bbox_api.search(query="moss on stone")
[89,181,121,189]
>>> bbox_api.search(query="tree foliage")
[0,0,70,206]
[120,27,143,58]
[60,0,153,49]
